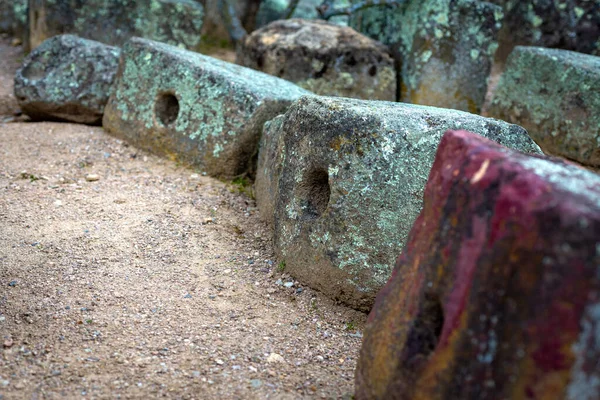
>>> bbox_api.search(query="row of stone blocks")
[12,34,600,397]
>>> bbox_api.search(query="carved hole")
[368,65,377,77]
[298,167,330,219]
[404,292,444,361]
[154,92,179,127]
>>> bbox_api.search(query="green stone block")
[27,0,204,51]
[350,0,503,113]
[103,37,311,179]
[257,95,542,310]
[488,46,600,168]
[14,34,120,124]
[0,0,27,35]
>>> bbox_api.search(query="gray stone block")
[103,37,311,179]
[14,34,120,125]
[27,0,204,52]
[258,95,542,310]
[349,0,503,114]
[488,46,600,168]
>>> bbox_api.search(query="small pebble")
[85,174,100,182]
[266,353,285,363]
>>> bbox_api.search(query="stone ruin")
[5,0,600,397]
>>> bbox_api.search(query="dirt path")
[0,39,365,400]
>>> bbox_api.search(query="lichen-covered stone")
[27,0,204,51]
[488,46,600,168]
[488,0,600,63]
[349,0,503,113]
[355,130,600,400]
[238,19,396,101]
[260,96,541,310]
[255,0,349,28]
[255,114,286,226]
[103,37,311,179]
[0,0,27,36]
[14,34,120,125]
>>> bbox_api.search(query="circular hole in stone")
[21,62,45,81]
[404,292,444,361]
[298,167,330,219]
[368,65,377,77]
[154,92,179,126]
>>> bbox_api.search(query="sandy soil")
[0,38,365,400]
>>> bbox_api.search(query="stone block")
[103,37,311,179]
[488,0,600,63]
[27,0,204,52]
[238,19,395,101]
[258,96,541,310]
[349,0,503,113]
[355,129,600,400]
[0,0,26,36]
[488,46,600,168]
[14,34,120,125]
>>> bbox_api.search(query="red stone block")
[356,130,600,400]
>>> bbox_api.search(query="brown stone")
[238,18,396,101]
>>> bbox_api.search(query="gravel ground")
[0,38,365,399]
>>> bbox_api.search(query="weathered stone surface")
[349,0,502,113]
[103,37,311,179]
[14,34,120,125]
[489,0,600,63]
[260,96,541,310]
[355,129,600,400]
[238,19,396,101]
[255,0,349,28]
[27,0,204,52]
[488,46,600,168]
[0,0,26,35]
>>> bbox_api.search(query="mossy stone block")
[260,96,541,310]
[103,37,311,179]
[488,0,600,63]
[0,0,27,36]
[350,0,503,113]
[14,34,120,125]
[488,46,600,167]
[27,0,204,51]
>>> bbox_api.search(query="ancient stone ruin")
[256,95,540,310]
[15,34,120,125]
[3,0,600,397]
[356,130,600,399]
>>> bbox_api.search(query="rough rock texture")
[349,0,502,113]
[255,0,349,28]
[0,0,27,35]
[355,130,600,400]
[103,37,311,179]
[259,96,541,310]
[238,19,396,101]
[14,34,120,125]
[27,0,204,52]
[488,46,600,168]
[489,0,600,64]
